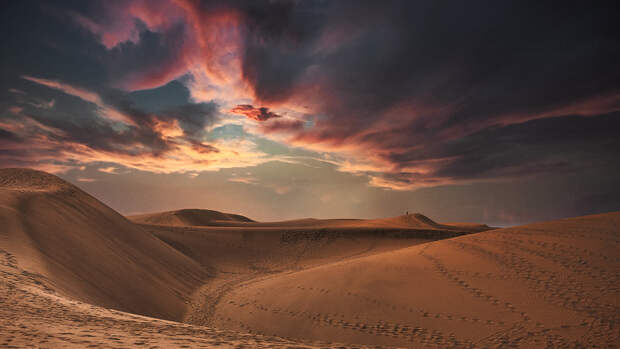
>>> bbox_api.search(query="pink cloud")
[72,0,244,93]
[230,104,282,122]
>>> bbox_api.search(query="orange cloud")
[0,111,276,176]
[230,104,282,121]
[76,0,245,96]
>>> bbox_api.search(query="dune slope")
[213,212,620,347]
[0,246,369,348]
[0,168,208,321]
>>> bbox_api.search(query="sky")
[1,0,619,225]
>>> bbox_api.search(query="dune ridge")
[0,168,208,322]
[130,208,254,226]
[130,208,489,233]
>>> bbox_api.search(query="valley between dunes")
[0,168,618,348]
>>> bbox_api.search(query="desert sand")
[130,209,254,227]
[210,213,620,347]
[1,168,618,348]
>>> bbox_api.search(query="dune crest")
[130,208,254,226]
[0,168,72,192]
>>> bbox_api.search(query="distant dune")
[1,168,618,348]
[131,208,489,233]
[129,208,254,226]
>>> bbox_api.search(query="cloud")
[226,1,620,188]
[228,176,258,185]
[22,76,136,125]
[230,104,282,121]
[364,113,620,190]
[227,172,291,195]
[8,106,23,114]
[0,114,271,175]
[98,166,118,174]
[29,99,55,109]
[4,0,620,194]
[106,22,189,91]
[191,140,219,154]
[22,76,102,106]
[8,88,26,95]
[71,0,245,95]
[260,119,305,133]
[1,77,276,175]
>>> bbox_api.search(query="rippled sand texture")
[212,213,620,347]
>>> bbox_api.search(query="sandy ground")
[212,212,620,348]
[1,168,618,348]
[0,247,377,349]
[138,224,436,328]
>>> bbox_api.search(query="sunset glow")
[1,1,618,224]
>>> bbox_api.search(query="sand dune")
[1,168,618,348]
[130,208,489,232]
[129,208,254,226]
[0,168,207,321]
[133,212,489,329]
[0,247,365,348]
[211,212,620,347]
[137,213,486,276]
[0,169,468,348]
[138,224,439,329]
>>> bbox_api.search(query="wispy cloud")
[22,76,102,105]
[22,76,136,125]
[228,176,258,185]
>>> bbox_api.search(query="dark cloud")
[261,119,305,133]
[100,81,220,140]
[236,1,620,136]
[0,1,108,100]
[2,74,220,161]
[220,0,620,191]
[127,80,191,112]
[239,0,327,103]
[190,140,220,154]
[0,128,20,143]
[106,22,188,90]
[162,102,219,138]
[379,112,620,185]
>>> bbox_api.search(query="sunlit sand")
[1,169,618,348]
